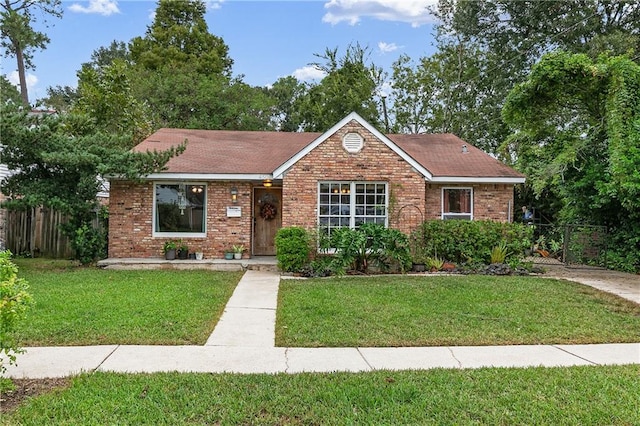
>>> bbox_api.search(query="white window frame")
[317,181,388,236]
[153,182,207,238]
[441,187,473,220]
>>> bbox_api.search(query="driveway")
[541,264,639,304]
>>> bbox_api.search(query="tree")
[297,43,385,132]
[0,74,21,105]
[0,0,62,105]
[73,59,153,146]
[0,106,185,263]
[421,0,640,154]
[503,51,640,271]
[264,76,307,132]
[130,0,232,77]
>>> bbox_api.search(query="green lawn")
[14,259,242,346]
[3,365,639,425]
[276,275,640,347]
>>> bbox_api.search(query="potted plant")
[232,244,245,260]
[224,250,234,260]
[177,240,189,260]
[163,240,177,260]
[195,248,204,260]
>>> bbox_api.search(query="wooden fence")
[5,207,75,258]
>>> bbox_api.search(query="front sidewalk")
[4,269,640,379]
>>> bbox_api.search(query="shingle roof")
[134,128,321,174]
[134,127,524,181]
[389,133,524,179]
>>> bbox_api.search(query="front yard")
[276,275,640,347]
[13,259,242,346]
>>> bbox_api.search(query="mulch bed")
[1,378,70,412]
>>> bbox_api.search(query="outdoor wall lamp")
[263,179,273,188]
[230,187,238,203]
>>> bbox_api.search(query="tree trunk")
[15,46,29,106]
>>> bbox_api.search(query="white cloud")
[8,71,38,92]
[322,0,438,27]
[292,66,327,82]
[378,41,401,54]
[205,0,224,11]
[68,0,120,16]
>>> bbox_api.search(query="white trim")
[431,176,525,184]
[318,181,389,232]
[135,173,272,181]
[441,187,473,221]
[152,182,207,238]
[272,112,434,180]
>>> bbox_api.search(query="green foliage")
[297,43,384,132]
[330,223,411,274]
[275,227,311,273]
[415,220,532,265]
[0,107,184,263]
[162,239,178,254]
[129,0,232,77]
[0,250,33,374]
[490,241,509,264]
[72,222,107,265]
[425,256,444,271]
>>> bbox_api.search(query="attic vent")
[342,132,364,153]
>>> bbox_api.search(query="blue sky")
[2,0,440,104]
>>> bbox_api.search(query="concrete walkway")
[4,270,639,379]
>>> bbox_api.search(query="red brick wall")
[282,120,426,235]
[108,181,252,259]
[425,183,515,222]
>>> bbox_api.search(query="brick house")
[108,112,525,259]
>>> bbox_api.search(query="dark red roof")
[134,127,524,180]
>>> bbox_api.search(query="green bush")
[331,223,411,274]
[275,227,311,272]
[0,250,34,375]
[72,223,108,265]
[414,220,532,265]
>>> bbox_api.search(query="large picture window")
[154,183,206,236]
[318,182,387,236]
[442,187,472,220]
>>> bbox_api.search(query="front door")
[253,187,282,255]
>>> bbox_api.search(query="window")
[442,188,472,220]
[318,182,387,236]
[154,183,206,236]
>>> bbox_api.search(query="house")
[107,112,525,259]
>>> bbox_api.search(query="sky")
[2,0,441,104]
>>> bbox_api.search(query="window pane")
[444,189,471,214]
[320,183,329,193]
[156,184,205,233]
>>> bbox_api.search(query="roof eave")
[429,176,526,184]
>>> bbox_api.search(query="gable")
[272,112,433,180]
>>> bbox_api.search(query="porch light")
[230,187,238,203]
[263,179,273,188]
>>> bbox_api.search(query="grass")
[13,259,242,346]
[276,275,640,347]
[3,365,639,425]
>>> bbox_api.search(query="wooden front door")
[253,187,282,255]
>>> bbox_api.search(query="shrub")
[0,250,34,375]
[72,223,107,265]
[414,220,532,265]
[490,241,509,264]
[331,223,411,274]
[275,227,311,272]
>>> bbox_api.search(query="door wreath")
[260,202,277,220]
